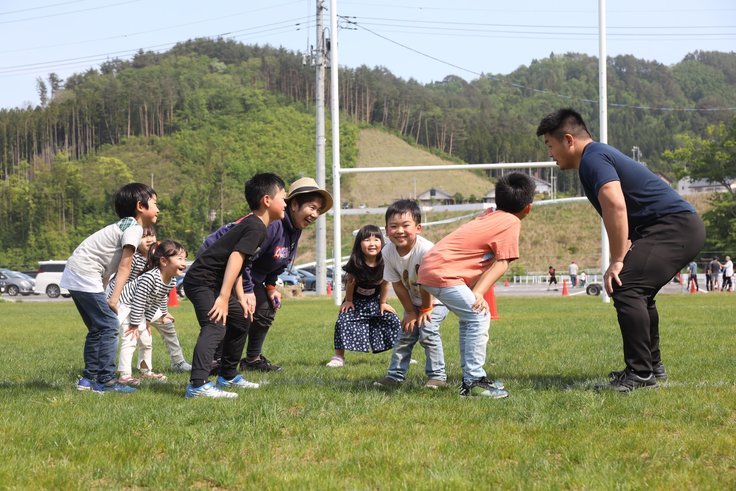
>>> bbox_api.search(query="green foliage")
[665,116,736,251]
[0,38,733,264]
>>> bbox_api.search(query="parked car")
[34,260,69,298]
[0,269,36,296]
[277,270,302,287]
[295,268,317,291]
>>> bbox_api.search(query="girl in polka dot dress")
[326,225,401,367]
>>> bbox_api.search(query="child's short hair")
[142,225,156,237]
[495,172,535,213]
[114,183,157,219]
[245,173,286,211]
[385,199,421,226]
[146,239,187,272]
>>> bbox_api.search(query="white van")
[35,260,69,298]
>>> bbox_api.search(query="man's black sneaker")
[599,369,657,393]
[239,355,283,372]
[609,363,667,383]
[459,377,509,399]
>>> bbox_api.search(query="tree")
[665,116,736,250]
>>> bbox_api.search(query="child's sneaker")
[326,356,344,368]
[216,374,260,389]
[118,375,141,386]
[76,377,93,391]
[185,382,238,399]
[171,361,192,372]
[140,371,167,382]
[424,379,447,390]
[373,376,401,388]
[459,377,509,399]
[92,381,137,394]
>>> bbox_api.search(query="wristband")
[419,306,433,314]
[265,284,277,292]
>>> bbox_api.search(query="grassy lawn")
[1,293,735,489]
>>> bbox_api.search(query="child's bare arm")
[471,259,509,312]
[107,245,136,312]
[208,251,246,324]
[340,274,355,312]
[379,280,396,315]
[392,281,417,332]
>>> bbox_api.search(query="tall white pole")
[598,0,611,303]
[315,0,328,295]
[330,0,342,304]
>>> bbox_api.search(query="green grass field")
[1,294,735,489]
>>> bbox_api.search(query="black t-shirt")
[344,261,383,300]
[185,214,267,289]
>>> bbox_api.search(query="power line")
[0,0,90,16]
[0,0,142,24]
[343,17,736,113]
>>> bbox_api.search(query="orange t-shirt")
[418,210,521,288]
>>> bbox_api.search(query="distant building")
[483,176,552,204]
[416,187,455,205]
[677,178,733,194]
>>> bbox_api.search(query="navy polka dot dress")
[333,285,401,354]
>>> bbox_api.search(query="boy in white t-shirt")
[61,183,159,394]
[374,200,448,389]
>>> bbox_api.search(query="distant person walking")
[537,108,705,392]
[547,266,557,290]
[568,260,578,287]
[709,257,722,291]
[688,260,699,292]
[722,256,733,292]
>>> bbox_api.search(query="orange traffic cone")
[504,277,509,287]
[690,278,697,294]
[561,279,569,297]
[168,286,179,307]
[326,282,332,296]
[484,286,500,320]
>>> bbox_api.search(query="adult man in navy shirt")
[537,108,705,392]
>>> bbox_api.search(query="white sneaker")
[184,382,238,399]
[216,374,260,389]
[326,356,344,368]
[171,361,192,372]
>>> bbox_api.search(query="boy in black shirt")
[184,173,287,399]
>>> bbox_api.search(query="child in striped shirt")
[116,240,188,384]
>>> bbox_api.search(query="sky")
[0,0,734,109]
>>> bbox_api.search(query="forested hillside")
[1,38,734,268]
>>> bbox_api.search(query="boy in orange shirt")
[418,172,535,398]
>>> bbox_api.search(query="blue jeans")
[422,285,490,384]
[70,290,121,384]
[387,305,448,381]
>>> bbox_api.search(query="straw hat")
[286,177,333,214]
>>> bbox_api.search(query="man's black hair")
[536,108,592,140]
[114,183,157,219]
[244,173,286,211]
[290,191,326,210]
[385,199,422,226]
[495,172,535,213]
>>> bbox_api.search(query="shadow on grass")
[510,374,601,391]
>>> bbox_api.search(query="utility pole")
[314,0,328,295]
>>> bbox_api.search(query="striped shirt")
[107,252,147,295]
[120,267,175,328]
